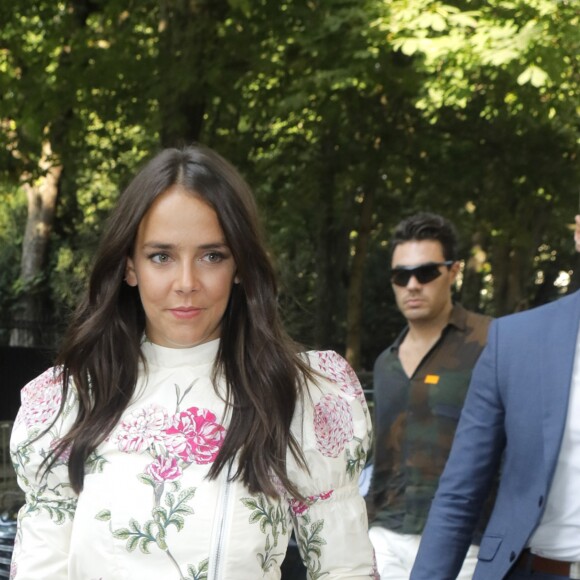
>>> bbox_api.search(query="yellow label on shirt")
[424,374,440,384]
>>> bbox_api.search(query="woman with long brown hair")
[10,144,376,579]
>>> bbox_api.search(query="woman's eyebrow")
[142,242,175,250]
[197,242,230,250]
[141,241,230,250]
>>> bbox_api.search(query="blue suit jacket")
[411,290,580,580]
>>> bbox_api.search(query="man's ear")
[125,257,138,287]
[449,260,461,282]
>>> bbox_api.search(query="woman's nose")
[176,263,199,293]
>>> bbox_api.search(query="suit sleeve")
[410,320,506,579]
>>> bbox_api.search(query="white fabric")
[528,328,580,560]
[369,526,479,580]
[10,340,376,579]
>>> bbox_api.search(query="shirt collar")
[390,303,468,351]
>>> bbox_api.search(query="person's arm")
[288,351,377,579]
[364,353,388,522]
[365,348,405,524]
[411,321,506,579]
[10,368,78,580]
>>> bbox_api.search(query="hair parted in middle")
[52,144,312,499]
[390,211,459,262]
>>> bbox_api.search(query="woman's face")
[125,186,238,348]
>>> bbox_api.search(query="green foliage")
[0,0,578,363]
[0,188,27,323]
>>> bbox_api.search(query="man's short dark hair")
[390,212,458,262]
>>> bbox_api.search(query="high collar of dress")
[140,338,220,369]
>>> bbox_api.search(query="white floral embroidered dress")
[10,339,376,579]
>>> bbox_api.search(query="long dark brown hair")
[50,145,312,498]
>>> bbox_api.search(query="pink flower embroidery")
[164,407,226,465]
[316,351,366,402]
[289,489,334,516]
[146,455,183,483]
[19,368,63,428]
[314,394,354,458]
[116,404,169,453]
[289,498,310,516]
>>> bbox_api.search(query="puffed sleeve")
[9,367,78,580]
[286,351,378,579]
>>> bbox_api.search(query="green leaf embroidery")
[346,436,368,480]
[86,450,108,474]
[186,558,209,580]
[138,473,156,488]
[23,489,76,525]
[95,509,111,521]
[295,514,329,580]
[241,493,288,572]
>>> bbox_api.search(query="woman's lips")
[169,307,202,319]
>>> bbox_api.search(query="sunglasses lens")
[415,265,442,284]
[391,265,443,287]
[391,270,412,286]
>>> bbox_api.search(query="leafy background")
[0,0,578,371]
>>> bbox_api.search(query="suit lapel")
[540,292,580,473]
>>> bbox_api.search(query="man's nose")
[406,274,422,289]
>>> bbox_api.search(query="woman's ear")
[125,257,138,287]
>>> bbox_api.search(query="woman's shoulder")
[290,350,372,485]
[16,366,67,431]
[11,366,77,494]
[301,349,367,405]
[11,365,78,455]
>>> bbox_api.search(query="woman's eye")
[204,252,224,263]
[150,253,170,264]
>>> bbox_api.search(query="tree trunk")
[313,170,338,349]
[312,135,348,351]
[491,236,540,316]
[10,140,62,347]
[345,186,374,370]
[459,233,487,312]
[490,238,525,316]
[157,0,230,146]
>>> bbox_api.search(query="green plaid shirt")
[367,304,492,536]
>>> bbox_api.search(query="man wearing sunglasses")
[366,212,492,579]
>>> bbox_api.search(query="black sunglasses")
[390,261,454,287]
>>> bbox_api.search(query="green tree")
[0,0,577,372]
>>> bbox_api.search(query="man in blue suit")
[411,277,580,578]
